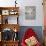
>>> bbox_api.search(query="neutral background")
[0,0,44,26]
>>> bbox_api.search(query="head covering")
[24,28,36,40]
[21,28,41,46]
[22,28,36,44]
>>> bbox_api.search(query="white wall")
[0,0,15,7]
[0,0,43,26]
[18,0,44,26]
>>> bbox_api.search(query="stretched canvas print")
[25,6,36,20]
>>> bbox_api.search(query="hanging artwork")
[2,10,9,15]
[25,6,36,20]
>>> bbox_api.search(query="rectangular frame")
[2,10,9,15]
[25,6,36,20]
